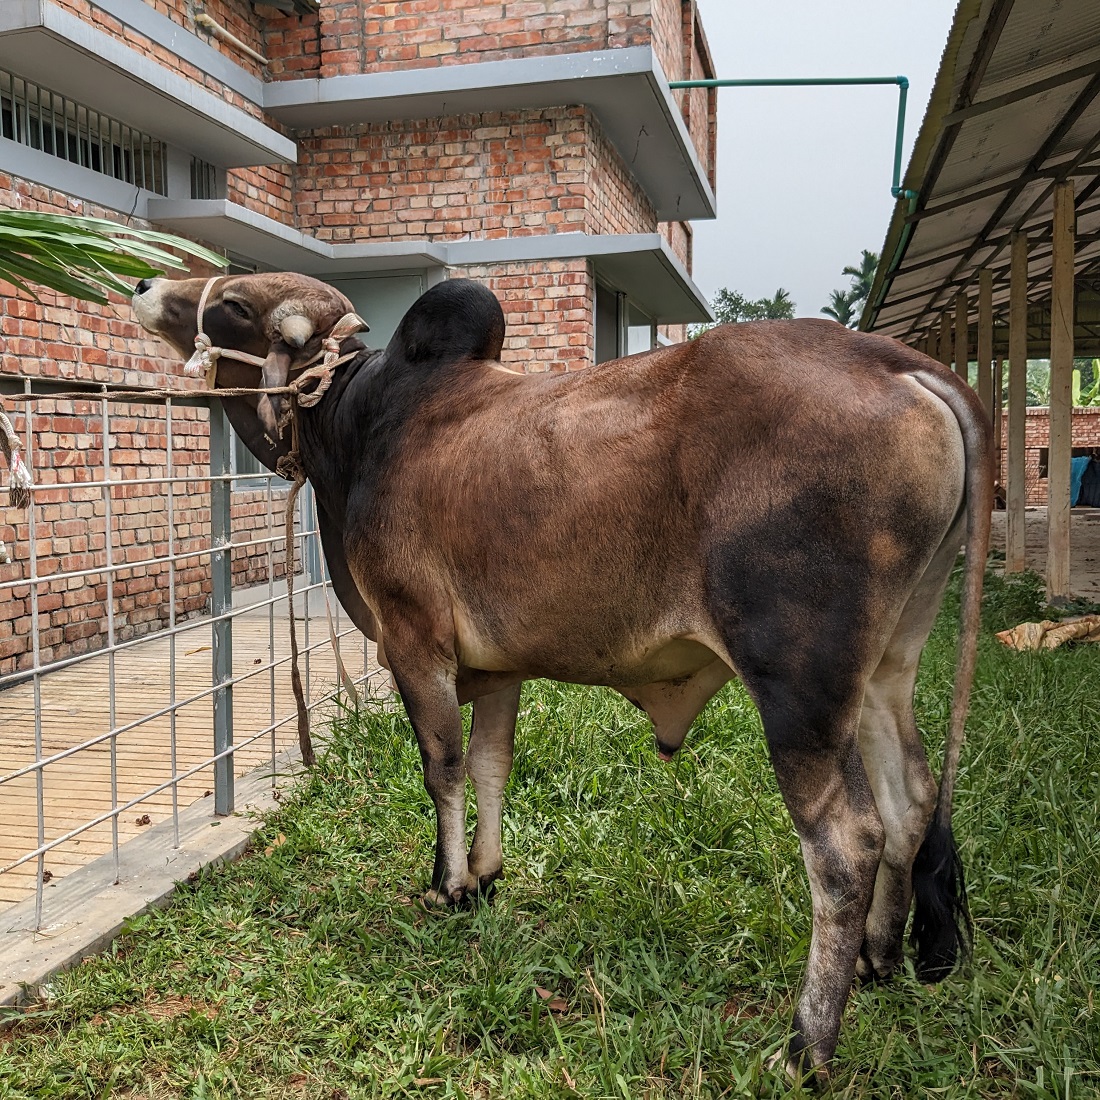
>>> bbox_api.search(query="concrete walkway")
[989,507,1100,599]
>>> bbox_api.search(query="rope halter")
[183,276,366,403]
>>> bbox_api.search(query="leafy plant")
[0,209,226,304]
[820,287,860,327]
[821,250,879,329]
[690,286,795,337]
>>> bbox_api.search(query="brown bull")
[133,273,992,1079]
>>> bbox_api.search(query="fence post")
[210,403,235,816]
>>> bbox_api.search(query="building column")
[1006,231,1028,573]
[954,289,969,379]
[993,354,1003,470]
[1048,181,1075,601]
[938,310,952,367]
[978,268,994,416]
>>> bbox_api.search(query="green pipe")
[668,76,918,201]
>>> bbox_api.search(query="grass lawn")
[1,567,1098,1098]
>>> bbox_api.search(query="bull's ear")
[257,340,295,437]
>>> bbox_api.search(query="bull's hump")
[389,279,505,368]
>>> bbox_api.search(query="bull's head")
[132,273,363,465]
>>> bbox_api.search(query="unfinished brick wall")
[297,107,663,244]
[306,0,614,79]
[262,7,322,78]
[587,114,658,236]
[226,166,297,226]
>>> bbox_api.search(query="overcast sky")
[690,0,958,318]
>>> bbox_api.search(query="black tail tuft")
[910,817,971,983]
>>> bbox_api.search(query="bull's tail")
[908,367,993,982]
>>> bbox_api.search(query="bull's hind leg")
[856,526,961,980]
[465,683,521,893]
[760,698,885,1077]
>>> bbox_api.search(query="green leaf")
[0,207,228,303]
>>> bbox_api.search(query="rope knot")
[184,333,218,378]
[276,452,304,483]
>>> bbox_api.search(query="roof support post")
[978,268,994,415]
[993,355,1004,466]
[954,289,969,380]
[937,311,951,366]
[1048,180,1075,602]
[1006,231,1028,573]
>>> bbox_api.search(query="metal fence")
[0,385,385,930]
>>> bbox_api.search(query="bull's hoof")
[474,869,502,900]
[765,1047,826,1090]
[856,944,900,985]
[422,875,476,909]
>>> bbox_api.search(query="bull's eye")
[223,298,250,320]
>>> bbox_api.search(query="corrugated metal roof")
[863,0,1100,349]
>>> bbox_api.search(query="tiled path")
[0,596,383,912]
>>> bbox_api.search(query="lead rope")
[184,276,365,768]
[276,405,315,767]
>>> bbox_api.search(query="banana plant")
[0,209,225,304]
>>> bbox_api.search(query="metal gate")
[0,385,384,930]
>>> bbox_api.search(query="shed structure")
[861,0,1100,599]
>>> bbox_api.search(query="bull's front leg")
[389,661,474,906]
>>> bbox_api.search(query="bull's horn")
[278,314,315,349]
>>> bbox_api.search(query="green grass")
[2,567,1098,1098]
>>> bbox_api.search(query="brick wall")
[296,107,661,244]
[226,166,297,227]
[296,108,594,242]
[461,263,594,373]
[587,113,658,236]
[262,7,322,78]
[0,174,292,674]
[999,407,1100,506]
[302,0,614,79]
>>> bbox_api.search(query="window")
[595,282,656,363]
[190,157,218,200]
[0,69,167,194]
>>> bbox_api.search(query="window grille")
[190,157,218,200]
[0,68,167,195]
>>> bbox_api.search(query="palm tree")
[760,287,795,319]
[820,288,859,327]
[842,250,879,313]
[0,209,224,303]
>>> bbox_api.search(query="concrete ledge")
[0,753,301,1009]
[145,202,714,323]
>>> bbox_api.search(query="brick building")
[0,0,718,672]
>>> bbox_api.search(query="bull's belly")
[454,605,724,687]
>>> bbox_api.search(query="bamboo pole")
[954,290,969,380]
[1006,232,1028,573]
[978,268,994,415]
[938,311,951,367]
[1048,181,1075,601]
